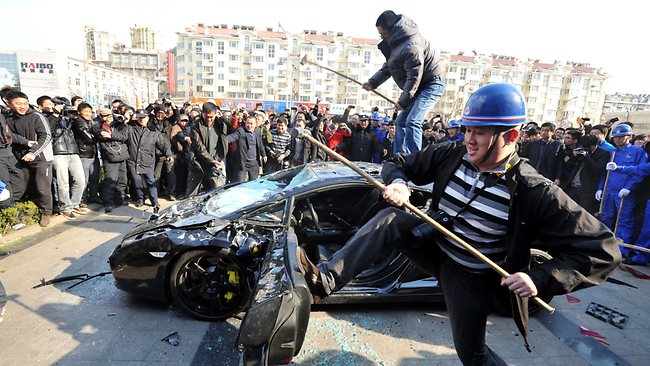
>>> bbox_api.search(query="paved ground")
[0,201,649,365]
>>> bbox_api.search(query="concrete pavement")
[0,201,649,365]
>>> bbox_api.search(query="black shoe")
[153,205,160,214]
[168,195,177,201]
[105,205,113,213]
[135,200,143,207]
[296,246,327,303]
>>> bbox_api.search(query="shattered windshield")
[204,166,320,217]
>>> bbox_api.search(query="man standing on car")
[297,83,620,366]
[363,10,444,155]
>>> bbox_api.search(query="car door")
[237,198,311,366]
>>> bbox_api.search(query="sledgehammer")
[300,54,397,106]
[290,127,556,314]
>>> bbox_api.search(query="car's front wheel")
[169,249,249,321]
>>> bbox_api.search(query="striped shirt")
[436,157,511,271]
[268,129,292,157]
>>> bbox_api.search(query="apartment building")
[175,24,608,122]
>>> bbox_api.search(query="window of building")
[528,97,537,103]
[530,85,538,92]
[350,49,360,56]
[229,54,239,62]
[253,43,264,50]
[292,39,298,54]
[301,83,311,90]
[204,53,213,60]
[268,63,275,71]
[195,41,203,55]
[244,36,250,51]
[448,66,457,73]
[328,47,335,54]
[268,44,275,58]
[345,98,357,104]
[364,51,371,64]
[316,47,324,61]
[217,41,224,54]
[229,80,239,87]
[459,68,467,81]
[268,76,275,82]
[205,40,213,47]
[205,79,213,85]
[228,67,239,74]
[229,41,239,48]
[217,86,224,93]
[204,66,213,73]
[252,68,264,75]
[217,60,224,68]
[532,74,540,80]
[196,60,202,67]
[217,74,224,80]
[315,78,322,86]
[251,81,263,88]
[447,78,456,85]
[349,62,360,69]
[253,56,264,63]
[196,86,202,92]
[543,75,550,87]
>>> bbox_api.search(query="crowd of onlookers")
[0,86,649,265]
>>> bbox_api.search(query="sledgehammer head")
[290,127,306,139]
[300,54,309,66]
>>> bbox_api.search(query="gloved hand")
[619,188,630,198]
[606,162,618,171]
[595,190,603,201]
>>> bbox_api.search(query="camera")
[410,209,454,242]
[573,147,588,156]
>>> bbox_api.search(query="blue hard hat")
[460,83,527,127]
[447,119,461,129]
[611,123,633,137]
[370,112,381,121]
[381,116,390,125]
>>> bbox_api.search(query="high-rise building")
[130,26,157,50]
[174,24,609,122]
[84,26,115,62]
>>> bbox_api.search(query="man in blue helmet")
[446,119,464,146]
[596,123,648,253]
[297,83,620,365]
[362,10,444,155]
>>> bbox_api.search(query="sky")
[3,0,648,94]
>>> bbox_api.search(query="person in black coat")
[95,107,130,213]
[107,109,172,212]
[519,122,563,181]
[559,134,610,215]
[341,115,383,162]
[72,102,101,204]
[225,114,266,183]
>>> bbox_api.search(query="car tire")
[492,248,554,316]
[169,249,250,321]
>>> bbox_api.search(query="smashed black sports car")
[109,161,554,365]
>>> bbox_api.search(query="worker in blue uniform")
[596,123,648,252]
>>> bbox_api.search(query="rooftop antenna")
[278,22,287,33]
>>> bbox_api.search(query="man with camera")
[557,134,609,214]
[297,83,620,365]
[38,96,86,219]
[95,107,129,213]
[362,10,444,155]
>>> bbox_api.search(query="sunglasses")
[101,114,113,117]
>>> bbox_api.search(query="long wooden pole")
[598,151,617,216]
[295,130,555,313]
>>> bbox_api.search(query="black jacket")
[226,127,266,171]
[95,121,129,163]
[190,118,229,171]
[383,143,620,297]
[47,114,79,155]
[368,15,443,108]
[342,125,382,162]
[520,139,563,180]
[6,108,53,162]
[112,124,172,174]
[72,117,98,159]
[0,114,15,158]
[558,146,609,195]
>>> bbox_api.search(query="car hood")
[125,193,230,239]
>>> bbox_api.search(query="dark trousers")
[174,153,189,197]
[566,185,598,216]
[102,160,127,205]
[154,156,176,197]
[133,171,158,205]
[318,207,507,365]
[186,162,224,197]
[20,160,53,214]
[0,154,25,208]
[231,160,259,183]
